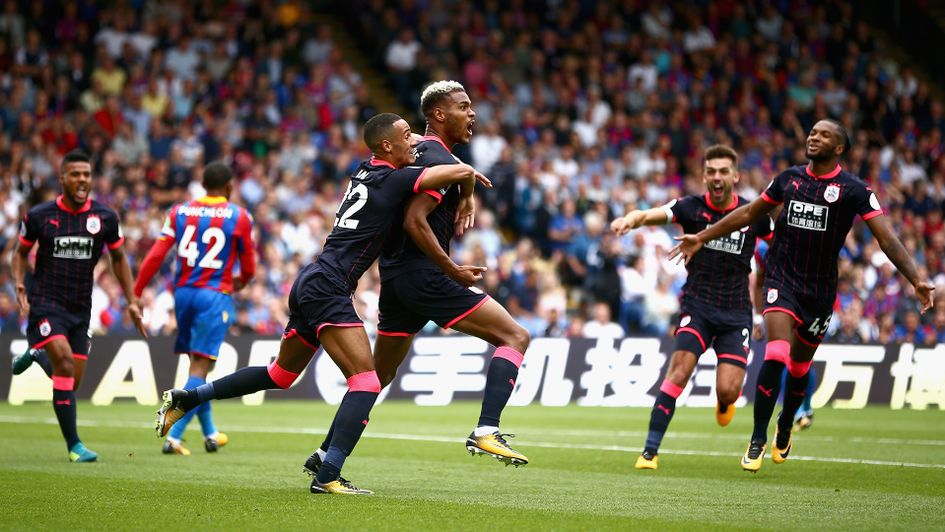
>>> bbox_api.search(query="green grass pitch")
[1,400,943,530]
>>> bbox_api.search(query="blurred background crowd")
[1,0,944,346]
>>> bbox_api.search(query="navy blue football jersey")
[314,158,427,292]
[19,196,124,315]
[760,164,883,299]
[380,136,463,282]
[666,193,773,310]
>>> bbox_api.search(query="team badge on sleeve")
[39,319,51,337]
[766,288,779,304]
[680,315,691,327]
[824,184,840,203]
[86,215,101,235]
[869,193,881,211]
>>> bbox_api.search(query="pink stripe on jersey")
[659,379,684,398]
[412,168,431,193]
[52,376,75,391]
[493,346,524,369]
[761,191,780,205]
[347,370,381,393]
[267,360,300,389]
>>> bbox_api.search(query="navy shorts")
[174,286,234,359]
[674,301,750,368]
[762,284,833,347]
[27,306,92,358]
[378,268,489,335]
[284,266,363,350]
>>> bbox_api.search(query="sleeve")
[133,237,174,298]
[853,184,884,221]
[755,215,775,241]
[159,205,179,241]
[414,142,458,203]
[401,164,442,204]
[664,198,682,223]
[104,209,125,250]
[235,208,256,283]
[18,211,40,248]
[761,171,789,205]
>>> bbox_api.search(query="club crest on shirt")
[766,288,779,304]
[39,319,51,337]
[824,184,840,203]
[86,214,101,235]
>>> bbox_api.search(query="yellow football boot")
[772,428,793,464]
[155,389,189,438]
[205,432,228,452]
[162,439,191,456]
[634,451,658,470]
[741,440,766,472]
[310,478,373,495]
[466,431,528,466]
[716,402,735,427]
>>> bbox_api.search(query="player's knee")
[666,368,691,388]
[376,367,397,389]
[348,370,381,393]
[504,324,530,353]
[53,358,75,377]
[717,385,741,406]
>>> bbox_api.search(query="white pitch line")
[0,415,943,470]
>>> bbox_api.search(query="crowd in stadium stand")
[0,1,944,347]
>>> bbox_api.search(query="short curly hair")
[420,80,466,118]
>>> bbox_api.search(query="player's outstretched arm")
[11,239,31,319]
[610,208,670,235]
[133,237,174,298]
[403,193,486,287]
[415,163,492,193]
[669,197,774,264]
[865,215,936,313]
[109,246,148,337]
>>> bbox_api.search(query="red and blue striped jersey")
[159,196,255,293]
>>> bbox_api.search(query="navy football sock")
[32,349,53,377]
[184,366,277,410]
[644,391,678,454]
[319,410,340,453]
[53,388,80,449]
[778,372,810,440]
[315,390,378,484]
[477,348,523,428]
[751,360,786,443]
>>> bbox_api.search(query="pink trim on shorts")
[444,296,491,329]
[675,327,706,352]
[267,360,300,389]
[32,334,67,350]
[659,379,684,399]
[493,346,524,369]
[316,322,364,339]
[347,370,381,393]
[763,307,803,325]
[284,328,319,351]
[717,353,748,365]
[52,376,75,391]
[377,330,412,337]
[795,334,821,348]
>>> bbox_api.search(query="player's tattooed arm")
[403,194,486,287]
[670,197,775,264]
[865,215,936,313]
[109,246,149,337]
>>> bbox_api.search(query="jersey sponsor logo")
[869,192,881,211]
[787,200,829,231]
[766,288,779,304]
[86,214,101,234]
[703,223,746,254]
[39,319,51,337]
[53,236,94,259]
[824,184,840,203]
[177,205,234,218]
